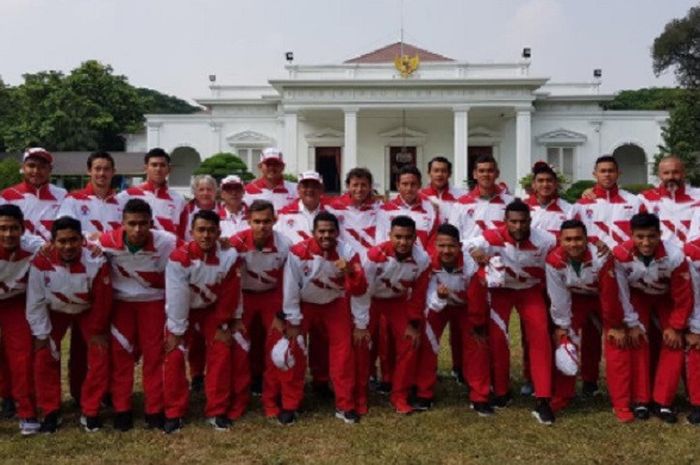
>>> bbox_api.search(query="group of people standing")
[0,144,699,436]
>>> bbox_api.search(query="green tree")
[656,89,700,184]
[652,6,700,89]
[136,88,201,114]
[193,152,254,182]
[0,158,22,189]
[602,87,685,111]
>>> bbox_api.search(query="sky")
[0,0,696,103]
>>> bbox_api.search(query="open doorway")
[315,147,341,193]
[388,146,417,191]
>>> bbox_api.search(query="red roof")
[344,42,454,64]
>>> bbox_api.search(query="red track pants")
[0,295,35,418]
[242,291,280,383]
[580,312,603,385]
[686,347,700,407]
[187,324,206,381]
[110,300,165,415]
[35,311,109,417]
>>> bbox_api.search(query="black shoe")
[411,397,433,411]
[377,382,392,395]
[80,415,102,432]
[39,411,60,434]
[531,399,555,425]
[654,405,677,424]
[145,412,165,430]
[277,409,297,426]
[581,381,599,397]
[190,375,204,394]
[207,415,232,431]
[633,404,650,421]
[251,376,263,397]
[114,411,134,432]
[471,402,495,417]
[163,417,183,434]
[687,406,700,425]
[451,368,465,385]
[335,409,359,424]
[312,382,334,399]
[1,397,16,419]
[490,393,512,409]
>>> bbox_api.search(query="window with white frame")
[546,147,574,180]
[235,148,262,176]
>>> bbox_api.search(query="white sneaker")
[19,418,40,436]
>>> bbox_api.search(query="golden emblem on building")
[394,54,420,78]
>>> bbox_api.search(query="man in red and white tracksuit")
[413,223,491,415]
[243,147,297,211]
[685,238,700,425]
[99,198,179,431]
[353,215,430,415]
[0,205,44,435]
[376,166,438,249]
[1,148,66,241]
[176,175,220,242]
[466,200,557,424]
[230,200,291,415]
[609,212,692,423]
[525,162,572,239]
[163,210,246,433]
[279,211,367,425]
[545,220,621,417]
[116,148,186,235]
[26,217,112,433]
[219,175,250,238]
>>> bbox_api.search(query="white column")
[343,107,358,179]
[283,111,299,175]
[515,108,532,196]
[209,122,222,155]
[453,106,470,188]
[146,122,161,148]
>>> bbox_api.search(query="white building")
[128,43,668,194]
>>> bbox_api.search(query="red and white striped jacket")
[425,250,478,312]
[545,244,619,329]
[1,182,67,241]
[176,200,223,242]
[639,184,700,246]
[376,195,439,249]
[283,238,366,327]
[524,195,573,239]
[99,228,178,302]
[466,226,556,290]
[448,185,514,241]
[325,193,381,258]
[571,185,642,249]
[684,239,700,334]
[58,183,122,236]
[243,178,297,212]
[0,234,44,300]
[612,240,693,330]
[116,180,186,235]
[26,248,112,339]
[352,242,431,329]
[219,204,249,239]
[274,200,323,245]
[165,241,241,336]
[230,229,290,294]
[420,184,466,224]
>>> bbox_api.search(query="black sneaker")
[145,412,165,430]
[190,375,204,394]
[207,415,232,431]
[411,397,433,411]
[114,411,133,432]
[490,393,512,409]
[581,381,599,397]
[471,402,495,417]
[335,409,359,424]
[377,382,392,395]
[1,397,16,419]
[80,415,102,432]
[531,399,555,425]
[251,376,263,397]
[312,382,334,399]
[39,411,60,433]
[687,406,700,425]
[277,409,297,426]
[163,417,183,434]
[654,405,677,424]
[633,404,650,420]
[451,368,465,385]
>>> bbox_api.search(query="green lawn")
[0,315,698,465]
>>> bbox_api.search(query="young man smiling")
[243,147,297,211]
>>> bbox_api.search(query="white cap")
[271,337,296,371]
[260,147,284,163]
[221,174,243,187]
[23,147,53,164]
[298,170,323,184]
[555,338,579,376]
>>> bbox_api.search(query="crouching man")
[26,217,112,433]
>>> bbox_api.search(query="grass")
[0,314,698,465]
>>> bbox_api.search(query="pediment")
[536,128,587,145]
[226,130,275,146]
[378,126,427,139]
[305,127,344,140]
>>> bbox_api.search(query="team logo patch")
[81,205,90,216]
[287,219,295,227]
[44,276,50,286]
[467,209,475,217]
[586,209,593,218]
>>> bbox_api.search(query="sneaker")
[163,417,183,434]
[654,405,677,424]
[470,402,495,417]
[335,409,359,424]
[80,415,102,432]
[613,407,635,423]
[687,406,700,425]
[531,399,555,426]
[312,382,334,399]
[519,382,534,397]
[39,411,60,434]
[207,416,232,431]
[490,393,512,409]
[451,368,465,385]
[113,411,134,432]
[633,404,650,421]
[581,381,599,397]
[377,382,392,395]
[2,397,16,419]
[19,417,40,436]
[277,409,297,426]
[411,397,433,412]
[251,377,263,397]
[145,412,165,430]
[190,375,204,393]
